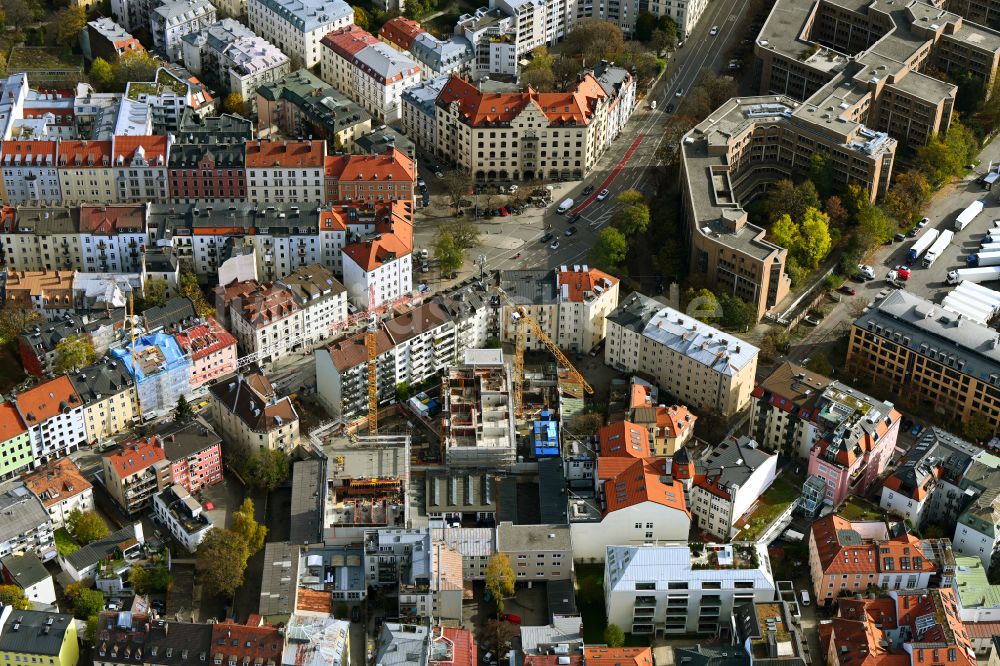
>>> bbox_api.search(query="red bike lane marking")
[569,133,646,216]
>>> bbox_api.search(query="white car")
[710,25,719,35]
[596,189,610,201]
[550,240,560,250]
[858,263,875,279]
[917,217,930,228]
[507,184,518,193]
[675,87,684,97]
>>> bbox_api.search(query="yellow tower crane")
[366,284,378,434]
[495,287,593,417]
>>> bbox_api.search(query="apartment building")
[172,316,237,389]
[56,140,117,205]
[442,349,517,468]
[823,590,975,666]
[181,19,290,105]
[341,201,413,310]
[18,312,124,379]
[209,372,299,451]
[101,436,173,514]
[848,290,1000,436]
[682,100,896,321]
[496,522,573,581]
[228,283,304,364]
[167,142,246,203]
[434,72,630,182]
[110,135,170,203]
[626,383,696,456]
[605,293,759,417]
[0,484,54,561]
[277,263,348,346]
[604,543,775,636]
[150,0,217,62]
[808,513,956,600]
[21,457,94,529]
[0,141,61,206]
[2,270,75,316]
[157,417,224,493]
[82,17,144,63]
[152,483,212,551]
[79,204,146,273]
[0,403,31,482]
[60,522,143,582]
[13,375,87,465]
[409,33,473,79]
[256,68,373,143]
[316,282,490,419]
[93,610,213,665]
[687,437,777,540]
[68,357,140,448]
[325,148,415,203]
[248,0,353,68]
[402,76,449,153]
[245,139,326,203]
[499,265,620,354]
[0,608,78,666]
[0,208,80,273]
[0,552,56,606]
[456,9,517,76]
[111,332,192,418]
[754,0,1000,151]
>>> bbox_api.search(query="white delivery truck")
[948,266,1000,284]
[907,228,939,263]
[967,250,1000,267]
[557,198,574,214]
[923,229,954,267]
[956,200,986,231]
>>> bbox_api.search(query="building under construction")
[441,349,516,468]
[110,332,192,418]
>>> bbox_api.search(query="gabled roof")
[379,16,425,50]
[436,74,608,127]
[173,317,236,361]
[79,204,145,234]
[556,267,618,303]
[0,402,27,442]
[602,457,688,516]
[104,437,166,479]
[342,200,413,272]
[14,375,82,427]
[598,420,650,458]
[325,148,415,182]
[321,24,378,59]
[22,457,91,507]
[585,647,653,666]
[246,139,325,168]
[810,514,883,574]
[209,373,297,433]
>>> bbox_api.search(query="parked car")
[434,169,444,178]
[417,179,426,189]
[499,613,522,624]
[665,103,675,113]
[540,232,554,243]
[858,264,875,279]
[675,87,684,97]
[918,217,930,228]
[597,189,610,201]
[565,226,578,237]
[910,422,923,436]
[894,265,911,280]
[351,606,362,623]
[568,213,582,224]
[837,285,857,295]
[710,25,719,35]
[550,239,560,250]
[894,232,906,242]
[803,316,821,326]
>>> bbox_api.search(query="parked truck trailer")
[907,228,940,263]
[956,200,986,230]
[923,229,954,267]
[948,266,1000,284]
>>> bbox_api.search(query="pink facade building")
[174,316,237,389]
[159,417,223,493]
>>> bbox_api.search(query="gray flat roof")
[0,552,49,588]
[496,522,572,552]
[290,458,326,545]
[259,541,300,617]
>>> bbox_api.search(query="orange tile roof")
[557,267,618,303]
[14,375,83,426]
[326,328,395,372]
[599,420,651,458]
[103,436,165,479]
[433,545,464,591]
[1,141,57,164]
[597,456,638,483]
[584,647,652,666]
[629,383,651,410]
[111,135,168,164]
[79,204,145,234]
[174,317,237,360]
[439,627,475,666]
[57,140,113,167]
[657,405,696,438]
[878,534,937,574]
[379,16,425,50]
[295,588,333,614]
[811,514,880,575]
[342,203,413,272]
[321,25,379,59]
[325,148,415,182]
[0,402,27,441]
[246,140,325,168]
[239,285,300,327]
[602,457,688,516]
[22,457,91,507]
[437,74,608,127]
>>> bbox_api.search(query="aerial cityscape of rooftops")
[12,0,1000,660]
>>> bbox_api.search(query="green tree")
[247,448,290,491]
[552,56,581,91]
[434,232,465,275]
[521,46,555,90]
[354,5,370,30]
[718,293,757,331]
[564,19,625,62]
[142,277,169,310]
[111,50,161,92]
[174,394,193,422]
[809,152,835,198]
[964,412,994,442]
[569,412,604,436]
[232,498,267,555]
[634,11,658,41]
[603,624,625,648]
[54,335,96,372]
[0,304,43,346]
[65,583,105,619]
[447,220,480,249]
[482,619,520,654]
[485,553,515,612]
[884,171,932,223]
[71,511,109,545]
[0,585,31,610]
[612,190,650,236]
[129,565,172,594]
[799,207,832,268]
[856,205,894,248]
[770,214,801,250]
[684,287,720,321]
[86,616,99,643]
[955,71,984,115]
[805,353,833,377]
[650,28,672,55]
[396,382,411,400]
[589,227,627,272]
[90,57,115,91]
[179,270,215,317]
[764,179,820,223]
[53,6,87,46]
[223,92,247,116]
[196,528,250,598]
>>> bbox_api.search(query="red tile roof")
[111,135,168,165]
[439,627,475,666]
[321,25,379,59]
[0,402,27,442]
[602,457,688,516]
[1,141,57,166]
[14,375,83,426]
[57,140,113,167]
[437,74,609,127]
[599,420,650,458]
[325,149,415,182]
[811,514,880,575]
[342,202,413,272]
[210,621,283,665]
[246,140,325,168]
[22,457,91,507]
[104,436,165,479]
[657,405,696,439]
[379,17,425,50]
[79,204,145,234]
[585,647,653,666]
[878,534,937,574]
[557,267,618,303]
[174,317,237,360]
[238,285,300,327]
